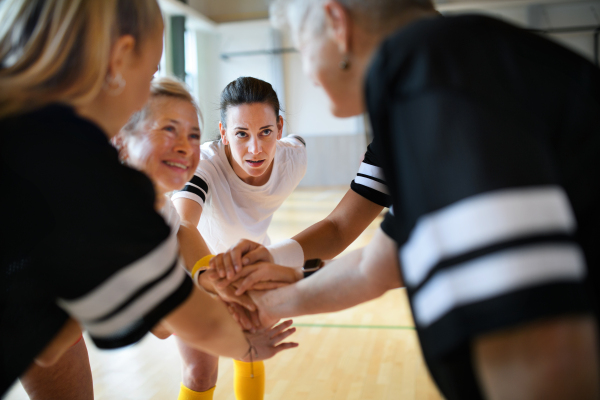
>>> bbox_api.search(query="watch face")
[303,258,322,272]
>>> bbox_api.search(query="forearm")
[474,314,600,400]
[34,318,82,367]
[163,286,248,359]
[293,218,349,260]
[292,189,383,261]
[259,233,402,319]
[177,222,212,273]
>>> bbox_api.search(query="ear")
[277,115,284,140]
[219,121,228,145]
[107,34,136,78]
[323,1,352,53]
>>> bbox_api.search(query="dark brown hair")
[220,77,282,128]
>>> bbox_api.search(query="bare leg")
[176,336,219,391]
[21,337,93,400]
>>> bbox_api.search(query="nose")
[174,133,192,155]
[248,136,261,155]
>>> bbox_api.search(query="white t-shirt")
[171,137,307,254]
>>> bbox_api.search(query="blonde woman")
[0,2,295,396]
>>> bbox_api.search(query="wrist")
[266,239,304,267]
[197,272,216,294]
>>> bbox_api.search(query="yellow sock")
[233,360,265,400]
[177,382,215,400]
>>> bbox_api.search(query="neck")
[75,105,122,139]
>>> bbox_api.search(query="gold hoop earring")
[339,55,350,70]
[104,72,126,96]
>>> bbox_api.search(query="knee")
[182,356,219,391]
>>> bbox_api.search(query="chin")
[330,99,363,118]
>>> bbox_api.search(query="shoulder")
[277,135,307,165]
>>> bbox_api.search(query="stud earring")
[339,54,350,70]
[103,72,126,96]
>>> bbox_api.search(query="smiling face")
[220,102,283,186]
[123,96,201,195]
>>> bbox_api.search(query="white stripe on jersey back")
[84,262,187,337]
[57,230,179,321]
[401,185,576,288]
[411,243,586,327]
[358,162,386,181]
[355,176,389,195]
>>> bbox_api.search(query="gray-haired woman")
[229,1,600,399]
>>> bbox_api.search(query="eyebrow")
[164,119,200,132]
[234,125,274,130]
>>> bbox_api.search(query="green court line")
[292,323,415,330]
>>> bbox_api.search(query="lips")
[163,160,189,170]
[245,159,265,168]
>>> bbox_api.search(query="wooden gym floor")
[4,187,442,400]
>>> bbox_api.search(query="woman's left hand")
[239,319,298,362]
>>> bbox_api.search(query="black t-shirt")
[366,15,600,399]
[0,105,192,394]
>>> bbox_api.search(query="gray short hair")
[122,76,203,135]
[270,0,434,43]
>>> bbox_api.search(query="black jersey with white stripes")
[0,105,192,395]
[367,15,600,400]
[350,142,392,208]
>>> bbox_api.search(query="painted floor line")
[292,323,415,330]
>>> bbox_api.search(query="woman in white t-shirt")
[171,77,306,400]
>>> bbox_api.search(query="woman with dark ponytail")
[172,76,307,400]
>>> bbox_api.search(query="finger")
[251,282,290,290]
[235,271,266,296]
[250,309,261,328]
[223,251,236,280]
[214,276,233,290]
[270,327,297,345]
[211,254,227,279]
[226,291,257,312]
[268,319,294,338]
[230,303,253,331]
[241,247,274,267]
[229,239,263,271]
[271,341,299,354]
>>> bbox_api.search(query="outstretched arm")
[293,188,383,261]
[250,228,402,324]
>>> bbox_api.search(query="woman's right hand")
[209,239,274,280]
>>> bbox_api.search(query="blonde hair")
[121,76,203,135]
[0,0,162,119]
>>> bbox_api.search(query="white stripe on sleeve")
[171,190,205,207]
[355,176,389,195]
[85,262,188,337]
[401,186,576,287]
[57,229,179,321]
[357,162,386,181]
[411,243,586,327]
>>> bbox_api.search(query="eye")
[163,125,176,133]
[235,131,248,138]
[190,133,201,140]
[262,129,272,136]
